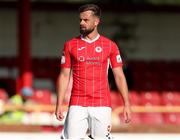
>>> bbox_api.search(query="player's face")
[79,10,99,36]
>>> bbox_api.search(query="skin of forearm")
[57,73,70,106]
[114,75,130,106]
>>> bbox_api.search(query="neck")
[82,29,99,41]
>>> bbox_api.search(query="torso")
[62,35,122,107]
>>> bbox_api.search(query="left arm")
[112,67,131,123]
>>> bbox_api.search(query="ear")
[95,17,100,26]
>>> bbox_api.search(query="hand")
[55,105,64,121]
[123,105,131,123]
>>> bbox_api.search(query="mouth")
[80,26,86,29]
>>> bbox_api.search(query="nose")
[80,19,85,25]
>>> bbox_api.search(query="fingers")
[55,109,64,121]
[56,113,64,121]
[125,112,131,123]
[123,107,131,124]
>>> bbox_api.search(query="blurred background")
[0,0,180,139]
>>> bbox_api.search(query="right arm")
[55,41,71,121]
[55,68,71,121]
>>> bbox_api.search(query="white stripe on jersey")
[76,40,80,105]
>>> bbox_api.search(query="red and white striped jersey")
[61,35,123,107]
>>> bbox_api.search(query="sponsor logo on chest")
[77,46,103,65]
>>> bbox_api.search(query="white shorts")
[61,106,112,139]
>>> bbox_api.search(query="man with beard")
[55,4,131,139]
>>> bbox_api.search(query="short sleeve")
[109,42,123,68]
[60,42,71,68]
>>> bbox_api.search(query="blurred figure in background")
[55,4,131,139]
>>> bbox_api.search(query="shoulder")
[64,36,81,45]
[63,36,81,52]
[100,35,117,46]
[100,35,118,48]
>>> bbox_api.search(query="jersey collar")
[80,34,100,43]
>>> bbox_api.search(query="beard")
[80,27,94,36]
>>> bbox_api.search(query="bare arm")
[55,68,71,121]
[112,67,131,123]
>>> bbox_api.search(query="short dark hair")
[78,4,101,18]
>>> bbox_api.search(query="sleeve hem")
[111,63,123,69]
